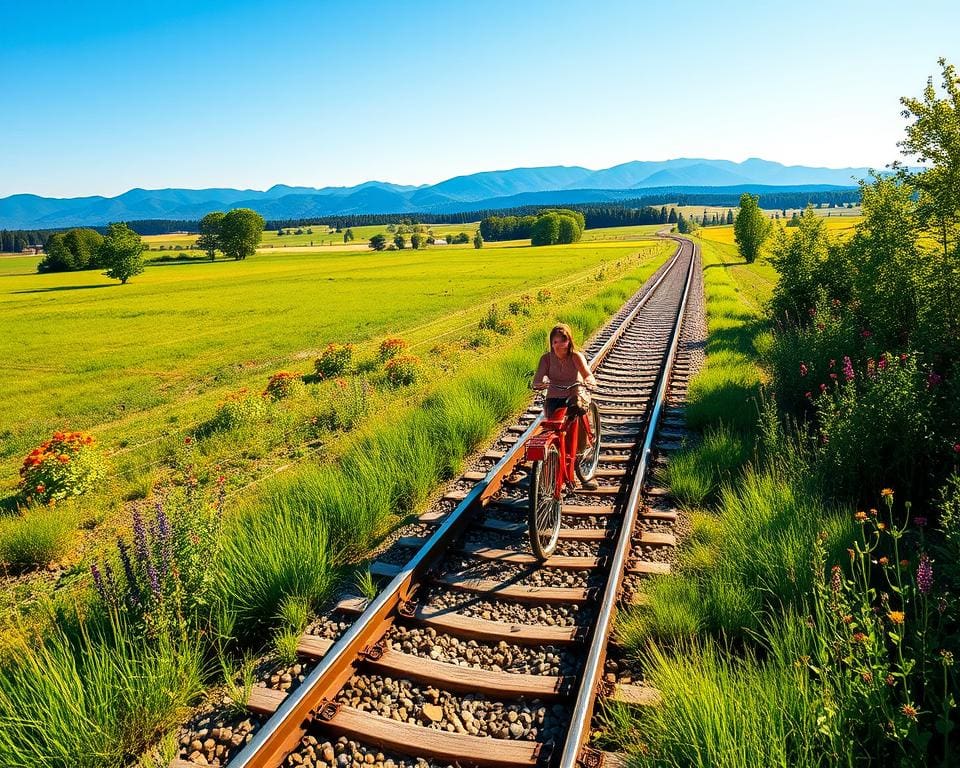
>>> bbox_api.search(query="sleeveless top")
[534,351,588,399]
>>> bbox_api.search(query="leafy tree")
[659,206,668,224]
[767,207,829,321]
[343,228,355,243]
[531,213,561,246]
[63,228,104,269]
[557,215,580,244]
[733,193,771,263]
[394,233,406,249]
[37,233,73,272]
[197,211,224,261]
[410,233,423,249]
[473,229,483,249]
[101,222,145,284]
[786,212,801,227]
[668,208,678,224]
[369,233,387,251]
[219,208,264,260]
[897,57,960,264]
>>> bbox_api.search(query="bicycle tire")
[528,444,562,561]
[575,401,602,483]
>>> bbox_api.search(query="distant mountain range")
[0,158,875,229]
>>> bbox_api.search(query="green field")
[1,236,670,483]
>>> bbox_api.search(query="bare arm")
[574,352,597,387]
[532,353,550,390]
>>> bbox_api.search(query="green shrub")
[18,430,106,504]
[316,377,370,432]
[507,295,533,316]
[536,288,553,303]
[208,390,270,433]
[0,503,78,570]
[314,342,353,378]
[384,354,421,386]
[478,304,513,335]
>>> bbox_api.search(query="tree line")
[479,209,586,245]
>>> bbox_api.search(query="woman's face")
[551,332,570,357]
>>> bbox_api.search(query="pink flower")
[878,355,887,371]
[829,359,836,369]
[861,329,872,338]
[805,391,812,399]
[917,553,933,594]
[954,443,960,453]
[820,383,827,393]
[800,363,808,377]
[843,356,855,382]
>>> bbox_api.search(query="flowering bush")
[811,352,937,500]
[263,371,303,401]
[507,295,533,316]
[536,288,553,304]
[377,337,408,362]
[314,342,353,378]
[209,389,270,432]
[19,431,105,503]
[384,354,421,386]
[91,482,224,639]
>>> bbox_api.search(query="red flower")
[799,363,808,377]
[861,329,872,338]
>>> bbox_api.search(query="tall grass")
[0,504,78,570]
[625,616,859,768]
[0,617,203,768]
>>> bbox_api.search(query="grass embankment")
[1,240,660,485]
[0,239,675,767]
[605,235,862,767]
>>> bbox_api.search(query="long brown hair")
[549,323,577,355]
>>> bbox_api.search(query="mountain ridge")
[0,158,877,229]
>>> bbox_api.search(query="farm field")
[0,236,671,488]
[141,221,483,252]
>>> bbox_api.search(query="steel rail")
[558,237,697,768]
[226,241,688,768]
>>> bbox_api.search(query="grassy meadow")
[1,238,669,486]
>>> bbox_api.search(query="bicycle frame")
[523,405,594,498]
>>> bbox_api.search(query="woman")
[532,323,599,489]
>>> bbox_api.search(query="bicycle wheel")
[575,401,602,483]
[528,444,562,561]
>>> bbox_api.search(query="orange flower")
[854,510,867,522]
[877,522,887,531]
[881,488,894,498]
[879,557,889,566]
[887,611,905,624]
[901,703,917,721]
[57,454,70,464]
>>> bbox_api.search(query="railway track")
[174,236,701,768]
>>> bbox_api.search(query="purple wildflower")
[843,356,855,383]
[91,562,107,603]
[927,371,943,388]
[914,516,928,528]
[132,510,149,565]
[917,554,933,594]
[117,539,141,609]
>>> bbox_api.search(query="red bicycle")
[523,382,602,560]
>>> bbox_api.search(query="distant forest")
[1,188,861,247]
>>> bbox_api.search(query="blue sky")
[2,0,958,198]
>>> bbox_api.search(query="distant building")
[22,245,44,255]
[433,238,448,245]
